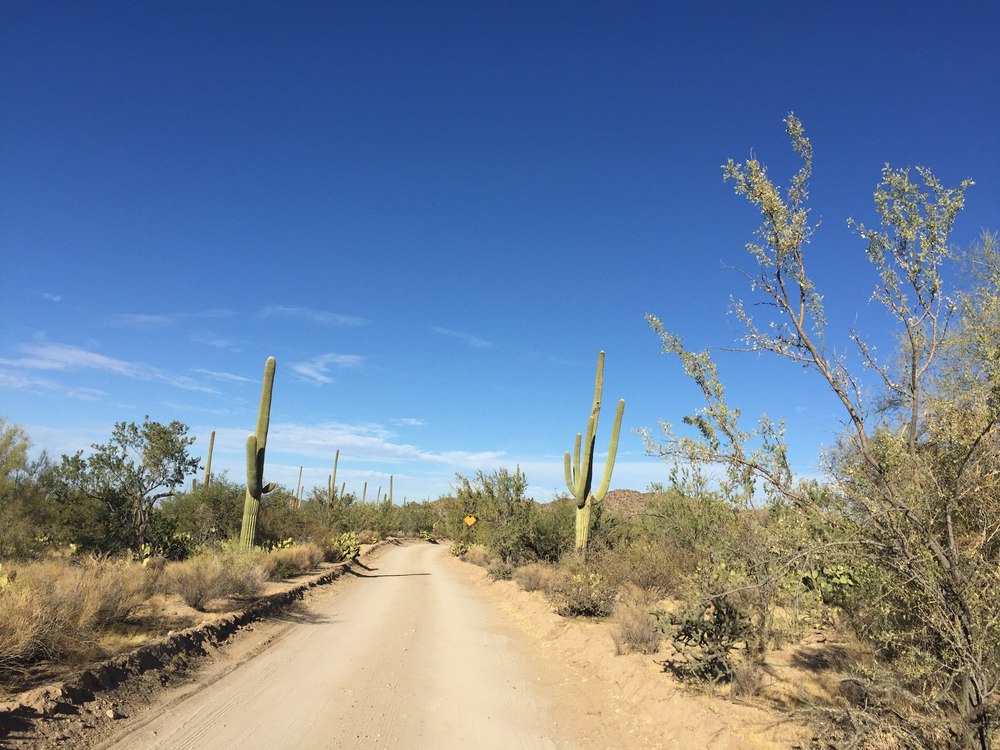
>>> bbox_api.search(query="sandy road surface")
[98,542,607,750]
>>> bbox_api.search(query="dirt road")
[98,542,609,750]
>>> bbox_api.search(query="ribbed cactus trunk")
[565,351,624,560]
[294,466,303,509]
[203,430,215,487]
[240,356,276,549]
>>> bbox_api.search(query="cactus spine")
[240,356,277,548]
[564,351,624,559]
[204,430,215,487]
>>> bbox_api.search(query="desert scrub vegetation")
[163,542,272,611]
[0,556,151,678]
[643,117,1000,747]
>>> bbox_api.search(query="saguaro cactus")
[328,450,340,503]
[240,356,277,548]
[294,466,303,508]
[564,351,625,558]
[203,430,215,487]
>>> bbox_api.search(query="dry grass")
[461,544,491,567]
[356,530,380,545]
[613,584,663,655]
[595,542,683,597]
[0,557,150,674]
[163,544,271,611]
[513,562,561,594]
[268,542,325,578]
[163,555,230,611]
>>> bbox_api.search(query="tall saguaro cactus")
[240,356,277,548]
[564,351,625,558]
[203,430,215,487]
[328,449,340,503]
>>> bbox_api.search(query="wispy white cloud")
[107,309,235,328]
[392,418,427,427]
[291,353,364,385]
[430,326,492,348]
[191,332,241,351]
[258,305,365,327]
[0,343,219,394]
[192,368,254,384]
[41,292,62,303]
[0,369,108,401]
[212,421,503,468]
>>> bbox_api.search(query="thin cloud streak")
[430,326,492,348]
[191,332,241,351]
[192,368,254,384]
[0,343,219,394]
[107,309,235,327]
[211,421,503,467]
[258,305,365,327]
[291,353,364,386]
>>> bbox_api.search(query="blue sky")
[2,2,998,502]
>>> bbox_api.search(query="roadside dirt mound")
[448,554,813,749]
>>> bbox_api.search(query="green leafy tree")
[454,467,533,564]
[0,419,63,557]
[646,116,997,748]
[57,417,200,553]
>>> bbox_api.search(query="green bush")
[553,571,616,617]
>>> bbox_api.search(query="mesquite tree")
[57,417,200,552]
[646,115,997,748]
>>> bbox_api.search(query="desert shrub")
[355,529,379,545]
[613,585,662,655]
[0,556,150,671]
[158,476,243,547]
[449,540,469,557]
[461,544,491,567]
[164,544,271,610]
[513,562,560,594]
[454,468,534,564]
[729,656,764,698]
[0,583,47,672]
[527,499,574,562]
[217,542,272,596]
[163,555,229,611]
[553,571,616,618]
[595,541,682,596]
[268,542,324,579]
[486,560,514,581]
